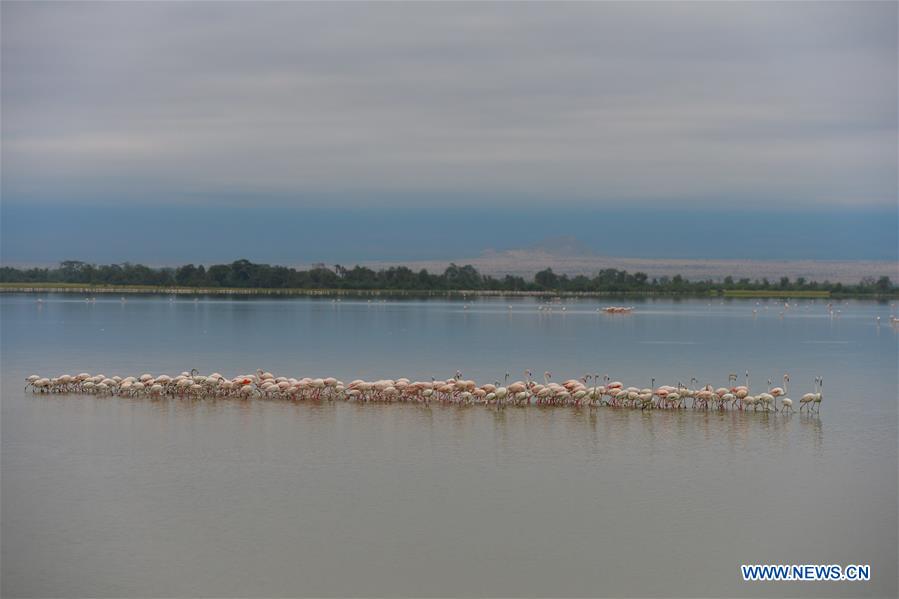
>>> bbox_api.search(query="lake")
[1,294,897,597]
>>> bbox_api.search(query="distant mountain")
[479,235,597,261]
[525,235,595,257]
[355,236,896,284]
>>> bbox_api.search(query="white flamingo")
[799,377,819,411]
[778,374,794,413]
[757,379,775,412]
[812,377,823,412]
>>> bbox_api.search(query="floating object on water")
[602,306,634,314]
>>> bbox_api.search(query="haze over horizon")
[2,2,897,265]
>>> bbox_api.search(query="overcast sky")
[2,2,896,264]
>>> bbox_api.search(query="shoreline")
[1,283,892,299]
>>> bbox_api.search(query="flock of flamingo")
[24,370,824,412]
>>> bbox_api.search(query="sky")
[1,2,897,266]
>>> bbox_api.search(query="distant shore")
[1,282,886,299]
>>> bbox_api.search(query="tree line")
[0,259,894,295]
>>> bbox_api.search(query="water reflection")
[1,295,895,598]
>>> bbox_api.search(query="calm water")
[1,294,897,598]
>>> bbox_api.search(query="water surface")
[2,294,897,597]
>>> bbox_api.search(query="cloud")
[2,2,896,207]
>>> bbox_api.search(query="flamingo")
[800,377,819,411]
[586,373,601,407]
[683,377,698,408]
[779,374,794,412]
[743,394,759,411]
[757,379,775,412]
[732,371,751,410]
[21,366,827,417]
[25,375,40,391]
[666,390,680,409]
[812,377,823,412]
[495,374,509,407]
[737,371,756,411]
[712,375,733,409]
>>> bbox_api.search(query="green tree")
[535,268,559,290]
